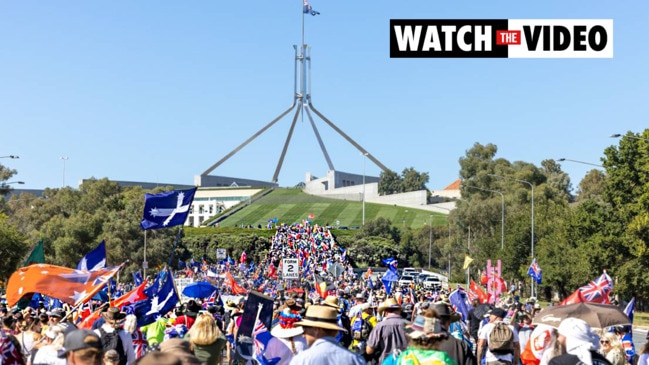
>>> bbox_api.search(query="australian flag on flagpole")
[141,187,197,230]
[527,259,542,284]
[77,240,107,271]
[303,0,320,15]
[381,257,398,295]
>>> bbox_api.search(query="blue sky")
[1,1,647,191]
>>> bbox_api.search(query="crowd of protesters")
[0,222,643,365]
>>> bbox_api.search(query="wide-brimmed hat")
[224,298,241,312]
[47,308,66,318]
[432,303,462,322]
[408,314,446,339]
[322,296,340,310]
[271,308,304,339]
[378,297,402,315]
[102,307,126,322]
[294,305,344,332]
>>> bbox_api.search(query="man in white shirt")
[477,308,520,365]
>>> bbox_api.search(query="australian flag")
[527,259,542,284]
[253,319,280,365]
[77,241,107,271]
[303,0,320,15]
[140,187,197,230]
[381,257,399,295]
[133,271,179,327]
[578,270,613,304]
[132,270,143,286]
[448,286,473,323]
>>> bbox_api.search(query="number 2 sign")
[282,258,299,279]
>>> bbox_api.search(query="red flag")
[470,280,489,304]
[559,289,586,306]
[6,264,122,307]
[78,282,148,329]
[226,272,248,295]
[240,251,247,264]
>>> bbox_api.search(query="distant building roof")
[443,179,461,190]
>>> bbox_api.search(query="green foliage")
[0,214,28,280]
[378,170,402,195]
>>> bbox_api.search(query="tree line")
[1,130,648,303]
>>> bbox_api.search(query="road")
[633,328,647,350]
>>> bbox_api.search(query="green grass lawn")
[216,188,447,229]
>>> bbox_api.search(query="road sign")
[282,258,299,279]
[216,248,227,260]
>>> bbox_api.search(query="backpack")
[98,328,127,365]
[351,314,373,341]
[488,322,514,354]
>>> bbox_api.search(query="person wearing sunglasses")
[599,333,625,365]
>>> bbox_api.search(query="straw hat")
[270,308,304,339]
[322,296,340,310]
[294,305,344,332]
[378,297,402,315]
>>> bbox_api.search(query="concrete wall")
[195,174,278,188]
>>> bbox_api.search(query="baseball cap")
[58,329,102,358]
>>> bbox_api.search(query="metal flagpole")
[143,230,147,279]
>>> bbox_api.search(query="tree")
[378,170,402,195]
[576,169,606,202]
[0,213,28,280]
[401,167,429,192]
[0,163,17,196]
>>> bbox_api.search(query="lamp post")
[461,184,505,250]
[429,215,433,269]
[361,152,368,226]
[489,173,535,296]
[0,155,19,159]
[430,206,453,280]
[611,133,649,143]
[557,158,603,168]
[3,181,25,186]
[60,156,69,187]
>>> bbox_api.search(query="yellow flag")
[463,255,474,270]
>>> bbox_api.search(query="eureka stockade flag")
[390,19,613,58]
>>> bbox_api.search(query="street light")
[557,158,603,168]
[610,133,649,143]
[361,152,368,226]
[461,184,505,250]
[0,155,19,159]
[3,181,25,185]
[60,156,69,187]
[489,173,535,296]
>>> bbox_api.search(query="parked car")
[398,275,415,287]
[422,276,442,290]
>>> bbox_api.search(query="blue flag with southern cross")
[141,187,197,230]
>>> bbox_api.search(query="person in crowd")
[18,316,43,365]
[392,308,456,365]
[636,332,649,365]
[518,314,535,355]
[103,350,120,365]
[268,308,307,365]
[58,329,104,365]
[548,318,611,365]
[366,297,408,365]
[322,295,352,349]
[614,326,636,365]
[32,324,67,365]
[158,338,202,365]
[185,313,227,365]
[289,305,366,365]
[46,309,65,330]
[599,332,626,365]
[139,315,167,349]
[351,302,378,354]
[93,307,135,365]
[175,301,201,330]
[433,303,476,365]
[123,314,147,359]
[132,351,182,365]
[477,307,520,365]
[520,324,563,365]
